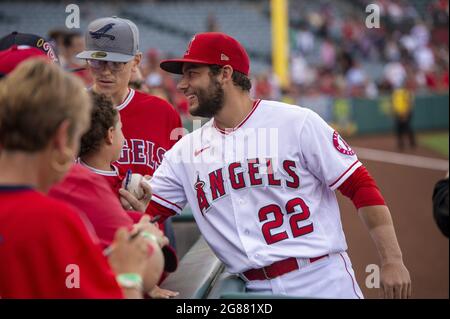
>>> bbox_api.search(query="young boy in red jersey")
[78,92,127,196]
[73,92,178,298]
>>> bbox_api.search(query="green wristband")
[116,273,143,290]
[140,231,159,244]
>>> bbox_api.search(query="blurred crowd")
[285,0,449,103]
[42,0,449,122]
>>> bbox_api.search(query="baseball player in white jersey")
[147,32,411,298]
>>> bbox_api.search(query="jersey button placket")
[230,190,255,263]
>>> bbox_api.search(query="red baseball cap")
[160,32,250,76]
[0,45,48,77]
[0,32,59,64]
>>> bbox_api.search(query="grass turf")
[418,132,449,157]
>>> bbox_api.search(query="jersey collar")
[213,99,261,135]
[116,88,135,111]
[78,159,119,177]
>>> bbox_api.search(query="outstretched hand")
[119,175,152,212]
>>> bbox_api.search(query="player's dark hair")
[209,65,251,92]
[79,92,117,158]
[63,31,82,48]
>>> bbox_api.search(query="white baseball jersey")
[150,99,362,275]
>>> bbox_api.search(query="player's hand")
[119,175,152,212]
[148,285,179,299]
[133,215,169,248]
[380,261,411,299]
[107,227,149,277]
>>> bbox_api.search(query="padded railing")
[160,236,223,299]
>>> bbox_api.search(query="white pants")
[244,252,364,299]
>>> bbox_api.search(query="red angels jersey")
[49,163,137,248]
[114,89,183,178]
[0,187,123,298]
[73,160,164,231]
[149,100,362,274]
[78,160,124,196]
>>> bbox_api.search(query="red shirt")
[115,89,183,177]
[49,164,135,248]
[49,165,178,274]
[0,186,123,299]
[74,161,143,224]
[78,160,125,197]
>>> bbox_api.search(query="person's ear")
[52,119,71,152]
[131,53,142,72]
[221,65,233,83]
[105,127,114,145]
[50,119,75,173]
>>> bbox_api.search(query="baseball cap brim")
[76,50,135,62]
[160,58,215,74]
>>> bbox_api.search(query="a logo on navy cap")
[89,23,116,40]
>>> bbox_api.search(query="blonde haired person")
[0,59,151,298]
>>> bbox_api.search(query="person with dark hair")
[47,28,67,58]
[146,32,411,299]
[75,19,183,290]
[49,91,179,298]
[78,92,124,180]
[60,31,92,85]
[76,17,183,238]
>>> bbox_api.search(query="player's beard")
[189,78,225,118]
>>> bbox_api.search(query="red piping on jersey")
[329,160,360,188]
[339,253,362,299]
[152,193,182,210]
[214,99,261,135]
[147,201,177,224]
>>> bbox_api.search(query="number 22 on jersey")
[259,197,314,245]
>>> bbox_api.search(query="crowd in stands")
[40,0,448,122]
[286,0,449,102]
